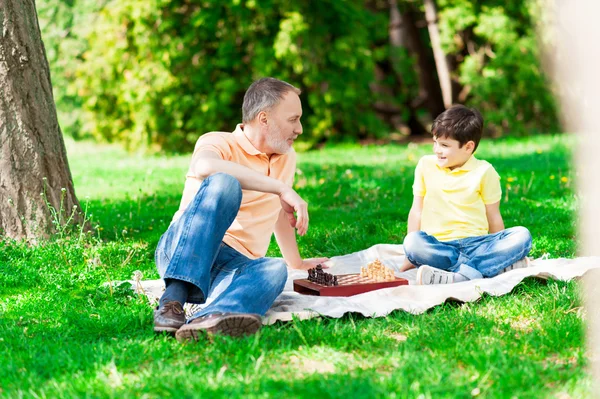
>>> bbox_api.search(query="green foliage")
[0,136,589,397]
[437,0,560,135]
[37,0,560,151]
[37,0,104,139]
[55,0,389,151]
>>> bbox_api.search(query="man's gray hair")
[242,77,301,123]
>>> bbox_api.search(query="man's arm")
[194,151,284,194]
[485,201,505,233]
[194,150,309,235]
[400,196,424,271]
[274,208,329,270]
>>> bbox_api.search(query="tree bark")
[423,0,452,108]
[400,7,445,118]
[385,0,428,136]
[552,1,600,395]
[0,0,81,242]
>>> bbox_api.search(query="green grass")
[0,134,590,398]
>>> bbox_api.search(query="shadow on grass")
[1,296,587,398]
[0,140,582,397]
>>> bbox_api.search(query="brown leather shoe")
[154,301,186,333]
[175,313,262,342]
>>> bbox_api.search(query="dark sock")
[159,279,189,308]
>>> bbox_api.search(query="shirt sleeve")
[193,133,232,160]
[480,166,502,204]
[412,157,426,197]
[187,133,233,178]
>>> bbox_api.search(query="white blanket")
[130,244,600,325]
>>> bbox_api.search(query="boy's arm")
[407,195,424,233]
[485,201,505,233]
[400,196,424,271]
[274,208,329,270]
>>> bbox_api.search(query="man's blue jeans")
[155,173,288,320]
[403,227,532,280]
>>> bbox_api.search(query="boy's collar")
[458,155,477,171]
[441,155,478,172]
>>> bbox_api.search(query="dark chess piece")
[307,268,314,283]
[307,264,339,286]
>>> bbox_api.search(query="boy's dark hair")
[431,105,484,152]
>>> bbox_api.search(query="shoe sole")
[154,326,181,334]
[416,267,424,285]
[175,314,262,342]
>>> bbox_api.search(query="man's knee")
[263,259,288,293]
[204,173,242,206]
[208,173,242,194]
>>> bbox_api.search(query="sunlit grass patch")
[0,134,589,398]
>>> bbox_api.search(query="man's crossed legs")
[154,173,287,340]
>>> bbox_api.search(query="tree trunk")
[423,0,452,108]
[0,0,81,242]
[552,1,600,394]
[400,7,446,118]
[386,0,428,136]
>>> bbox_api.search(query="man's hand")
[279,187,309,236]
[290,257,330,270]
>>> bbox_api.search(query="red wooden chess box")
[293,273,409,297]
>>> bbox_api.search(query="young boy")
[401,105,532,285]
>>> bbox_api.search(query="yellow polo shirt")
[173,124,296,259]
[413,155,501,241]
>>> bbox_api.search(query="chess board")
[293,273,409,297]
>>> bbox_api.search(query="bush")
[69,0,390,151]
[438,0,560,135]
[38,0,560,152]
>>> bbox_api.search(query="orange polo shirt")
[172,124,296,259]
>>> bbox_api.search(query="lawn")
[0,133,590,398]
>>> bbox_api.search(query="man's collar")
[233,124,262,156]
[232,124,287,163]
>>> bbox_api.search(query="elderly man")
[154,77,328,341]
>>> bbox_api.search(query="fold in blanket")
[128,244,600,325]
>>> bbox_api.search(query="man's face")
[432,135,473,170]
[264,91,303,154]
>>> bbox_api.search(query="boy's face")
[432,136,474,170]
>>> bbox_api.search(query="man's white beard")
[266,123,291,154]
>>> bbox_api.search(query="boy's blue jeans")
[154,173,288,320]
[403,227,532,280]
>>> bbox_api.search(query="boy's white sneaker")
[416,265,455,285]
[498,257,532,274]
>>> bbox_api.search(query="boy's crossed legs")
[403,227,532,285]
